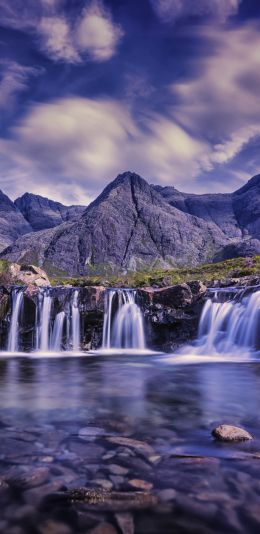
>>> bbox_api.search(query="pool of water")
[1,354,260,533]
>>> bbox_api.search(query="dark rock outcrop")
[0,190,32,252]
[139,281,207,351]
[15,193,85,231]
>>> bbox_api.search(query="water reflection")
[0,356,260,457]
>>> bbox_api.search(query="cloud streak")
[151,0,241,23]
[170,23,260,167]
[0,0,124,63]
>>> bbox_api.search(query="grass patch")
[50,256,260,288]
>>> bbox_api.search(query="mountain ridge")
[0,172,259,274]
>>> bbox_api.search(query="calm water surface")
[1,354,260,533]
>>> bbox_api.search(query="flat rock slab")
[212,425,253,442]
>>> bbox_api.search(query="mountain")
[1,172,259,274]
[0,172,230,275]
[0,190,32,252]
[153,187,241,238]
[15,193,85,231]
[153,173,260,260]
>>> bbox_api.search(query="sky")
[0,0,260,206]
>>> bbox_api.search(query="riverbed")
[0,354,260,533]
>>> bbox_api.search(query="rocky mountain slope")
[0,172,232,274]
[15,193,85,231]
[154,173,260,242]
[0,190,32,252]
[0,172,259,274]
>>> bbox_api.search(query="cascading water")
[51,311,65,351]
[70,290,80,351]
[191,289,260,355]
[35,288,81,352]
[102,289,145,350]
[102,290,116,349]
[7,288,24,352]
[36,290,52,352]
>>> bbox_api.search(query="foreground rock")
[9,263,50,286]
[45,488,158,511]
[212,425,253,442]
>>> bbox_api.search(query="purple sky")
[0,0,260,205]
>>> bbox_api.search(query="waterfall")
[35,288,81,352]
[102,289,145,350]
[7,288,24,352]
[102,290,116,348]
[192,289,260,355]
[50,311,65,351]
[36,290,52,352]
[71,289,80,351]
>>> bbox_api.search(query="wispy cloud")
[0,61,42,109]
[0,0,124,63]
[170,23,260,167]
[0,96,212,202]
[151,0,241,23]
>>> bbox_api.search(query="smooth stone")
[157,488,177,502]
[106,437,154,456]
[102,451,116,461]
[79,427,106,437]
[7,467,49,489]
[88,522,118,534]
[38,520,72,534]
[148,455,161,464]
[93,479,113,490]
[212,425,253,442]
[69,442,105,460]
[128,479,153,491]
[107,464,129,476]
[115,512,134,534]
[109,475,125,487]
[23,479,65,505]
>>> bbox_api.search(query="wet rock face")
[139,282,207,351]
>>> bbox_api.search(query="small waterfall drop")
[192,289,260,355]
[71,290,80,351]
[50,311,65,351]
[7,288,24,352]
[36,290,52,352]
[102,289,145,350]
[102,290,116,349]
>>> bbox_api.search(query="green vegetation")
[50,256,260,288]
[0,260,10,275]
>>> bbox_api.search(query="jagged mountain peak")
[85,171,155,214]
[15,192,85,231]
[234,174,260,195]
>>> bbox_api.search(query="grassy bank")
[50,256,260,288]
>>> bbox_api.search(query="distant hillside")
[15,193,85,231]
